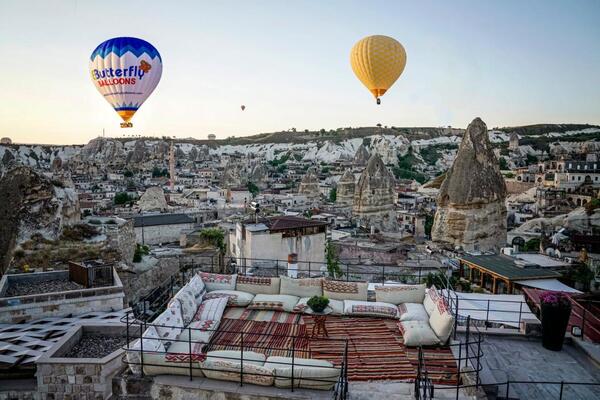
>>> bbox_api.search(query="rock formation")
[0,166,80,273]
[80,137,125,164]
[249,163,269,189]
[298,168,320,199]
[138,186,168,212]
[354,144,370,166]
[432,118,507,251]
[353,154,397,231]
[221,161,246,187]
[337,170,356,206]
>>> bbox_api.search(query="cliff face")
[432,118,507,251]
[337,170,356,206]
[0,166,80,272]
[298,168,320,199]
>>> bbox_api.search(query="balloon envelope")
[241,105,246,111]
[89,37,162,125]
[350,35,406,102]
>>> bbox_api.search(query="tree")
[522,238,540,252]
[424,214,434,237]
[526,154,538,164]
[199,228,225,253]
[114,192,130,205]
[247,181,259,197]
[499,157,508,170]
[329,187,337,202]
[326,242,342,278]
[123,170,134,177]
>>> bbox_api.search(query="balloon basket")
[120,122,133,128]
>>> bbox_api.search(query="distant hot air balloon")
[241,105,246,111]
[350,35,406,104]
[89,37,162,128]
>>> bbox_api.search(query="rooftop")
[243,216,328,232]
[460,254,562,281]
[131,213,195,227]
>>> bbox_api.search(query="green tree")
[329,187,337,202]
[522,238,540,252]
[123,170,134,177]
[499,157,508,170]
[152,166,162,177]
[200,228,226,253]
[424,214,434,237]
[247,182,259,197]
[114,192,130,205]
[326,242,342,278]
[526,154,538,164]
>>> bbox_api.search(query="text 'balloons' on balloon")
[350,35,406,105]
[89,37,162,128]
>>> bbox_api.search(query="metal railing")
[122,311,349,399]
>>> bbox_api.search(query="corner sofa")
[126,272,454,390]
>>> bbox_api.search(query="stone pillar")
[287,253,298,278]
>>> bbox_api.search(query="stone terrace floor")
[465,334,600,400]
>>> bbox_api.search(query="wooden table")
[306,307,332,338]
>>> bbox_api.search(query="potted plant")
[307,296,330,313]
[539,291,572,351]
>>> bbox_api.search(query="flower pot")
[541,303,571,351]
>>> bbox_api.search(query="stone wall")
[105,220,136,264]
[118,257,180,305]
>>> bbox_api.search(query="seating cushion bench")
[264,356,340,390]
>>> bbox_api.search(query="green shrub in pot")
[307,296,329,313]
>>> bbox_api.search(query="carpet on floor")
[222,307,303,324]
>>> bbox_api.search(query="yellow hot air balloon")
[350,35,406,104]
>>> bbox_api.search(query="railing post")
[559,380,564,400]
[518,301,523,327]
[382,265,385,285]
[454,297,459,340]
[465,316,470,369]
[485,299,490,328]
[456,341,462,400]
[126,312,130,349]
[140,321,145,377]
[291,336,296,392]
[581,307,586,339]
[188,327,193,381]
[275,260,279,277]
[346,264,349,281]
[506,381,510,399]
[240,330,244,386]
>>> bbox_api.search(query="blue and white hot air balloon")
[89,37,162,128]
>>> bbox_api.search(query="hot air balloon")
[241,105,246,111]
[89,37,162,128]
[350,35,406,104]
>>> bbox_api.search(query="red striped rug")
[206,318,310,358]
[222,307,303,324]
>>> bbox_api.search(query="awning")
[515,279,582,293]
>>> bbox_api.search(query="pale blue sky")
[1,0,599,144]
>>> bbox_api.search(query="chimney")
[287,253,298,278]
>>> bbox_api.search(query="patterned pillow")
[397,303,429,322]
[247,294,300,313]
[323,280,368,301]
[398,320,441,346]
[192,297,228,322]
[429,298,454,343]
[178,319,221,354]
[343,300,399,319]
[374,284,426,305]
[200,272,237,292]
[126,326,165,375]
[280,277,323,298]
[173,285,197,325]
[203,290,255,307]
[152,302,184,350]
[423,285,440,315]
[236,276,280,295]
[188,274,207,306]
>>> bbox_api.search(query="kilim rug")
[205,318,310,358]
[223,307,303,324]
[304,316,416,382]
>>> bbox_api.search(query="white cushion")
[423,285,440,316]
[293,297,344,315]
[264,356,340,390]
[429,299,454,343]
[192,297,228,322]
[200,272,237,291]
[142,340,204,377]
[236,276,281,295]
[375,284,426,305]
[203,290,255,307]
[126,326,165,375]
[248,294,299,313]
[202,350,274,386]
[343,300,399,319]
[188,274,207,306]
[280,277,323,298]
[398,303,429,322]
[178,319,221,351]
[153,301,184,350]
[399,321,441,347]
[323,280,368,301]
[173,285,197,325]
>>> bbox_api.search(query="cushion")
[200,272,237,292]
[192,297,228,322]
[173,285,197,325]
[375,284,426,305]
[188,274,207,306]
[279,276,323,298]
[202,350,274,386]
[153,301,185,350]
[399,321,441,347]
[293,297,344,315]
[142,340,204,377]
[423,285,440,315]
[178,319,221,352]
[236,276,280,295]
[398,303,429,322]
[429,298,454,343]
[323,280,368,301]
[264,356,340,390]
[343,300,399,319]
[203,290,255,307]
[126,326,165,375]
[247,294,299,313]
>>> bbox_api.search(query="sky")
[1,0,599,145]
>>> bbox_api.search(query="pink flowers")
[540,291,571,308]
